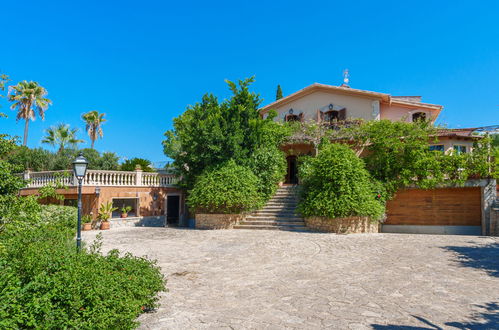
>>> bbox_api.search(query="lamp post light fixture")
[72,152,88,252]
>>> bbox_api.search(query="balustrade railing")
[23,169,178,188]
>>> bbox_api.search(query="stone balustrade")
[23,169,178,188]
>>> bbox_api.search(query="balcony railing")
[23,169,179,188]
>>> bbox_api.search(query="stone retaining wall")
[110,216,166,228]
[305,216,379,234]
[195,214,243,229]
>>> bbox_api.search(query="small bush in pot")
[121,205,132,218]
[82,215,92,231]
[98,202,117,230]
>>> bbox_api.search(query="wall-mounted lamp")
[95,186,101,196]
[329,104,334,110]
[153,193,158,201]
[289,108,294,114]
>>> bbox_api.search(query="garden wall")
[304,216,379,233]
[491,204,499,236]
[195,214,243,229]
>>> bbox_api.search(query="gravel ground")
[82,227,499,329]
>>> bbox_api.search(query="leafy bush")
[246,146,287,200]
[0,204,166,329]
[120,157,154,172]
[188,160,263,213]
[298,143,385,220]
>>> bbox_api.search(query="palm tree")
[42,123,85,152]
[8,81,52,146]
[82,110,106,149]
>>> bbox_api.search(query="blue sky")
[1,0,498,163]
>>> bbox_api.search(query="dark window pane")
[429,145,444,152]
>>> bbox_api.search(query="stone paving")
[82,228,499,329]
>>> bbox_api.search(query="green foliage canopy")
[0,135,25,195]
[4,146,120,172]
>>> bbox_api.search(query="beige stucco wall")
[380,104,438,123]
[266,90,439,125]
[267,91,379,122]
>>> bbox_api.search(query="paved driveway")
[82,228,499,329]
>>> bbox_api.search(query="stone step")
[254,211,298,217]
[239,220,306,226]
[265,203,298,208]
[246,215,304,221]
[260,205,298,210]
[233,224,310,231]
[271,197,298,200]
[266,199,298,204]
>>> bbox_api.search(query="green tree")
[8,81,52,146]
[98,152,120,170]
[163,77,289,190]
[82,110,106,149]
[0,74,10,118]
[42,124,84,152]
[120,157,153,172]
[4,146,52,172]
[276,84,283,100]
[0,135,25,195]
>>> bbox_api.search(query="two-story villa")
[258,82,479,184]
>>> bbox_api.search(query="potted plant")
[82,215,92,231]
[121,205,132,218]
[98,202,117,230]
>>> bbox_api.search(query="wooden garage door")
[385,187,481,226]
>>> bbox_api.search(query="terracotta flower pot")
[121,213,128,218]
[82,223,92,231]
[100,221,110,230]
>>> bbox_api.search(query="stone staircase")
[234,185,309,231]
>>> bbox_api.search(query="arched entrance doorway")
[285,155,298,184]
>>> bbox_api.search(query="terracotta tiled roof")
[259,83,443,113]
[435,128,482,139]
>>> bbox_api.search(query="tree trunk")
[91,139,95,149]
[23,119,29,146]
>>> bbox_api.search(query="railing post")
[135,168,143,186]
[23,169,31,181]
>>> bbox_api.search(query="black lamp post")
[72,152,88,252]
